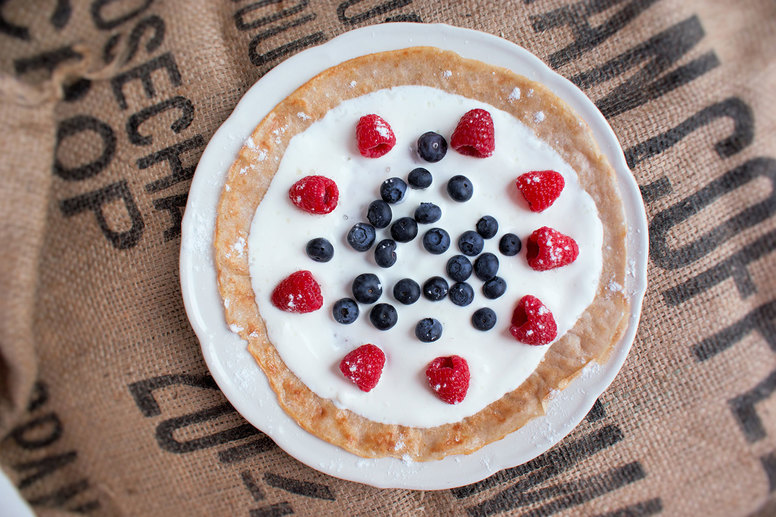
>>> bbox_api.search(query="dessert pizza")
[214,47,629,461]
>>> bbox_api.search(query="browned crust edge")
[213,47,629,461]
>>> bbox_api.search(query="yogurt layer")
[248,85,602,428]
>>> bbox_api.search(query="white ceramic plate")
[180,23,648,490]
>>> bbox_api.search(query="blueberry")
[422,228,451,254]
[390,217,418,242]
[482,276,507,299]
[446,255,473,282]
[352,273,382,304]
[447,175,473,202]
[347,222,376,251]
[474,252,499,280]
[415,318,443,342]
[458,230,484,256]
[414,202,442,224]
[499,233,522,256]
[374,239,397,268]
[448,282,474,306]
[393,278,421,305]
[476,216,499,239]
[367,200,392,229]
[423,276,449,301]
[370,303,398,330]
[305,237,334,262]
[408,167,433,189]
[417,132,448,162]
[471,308,497,331]
[332,298,359,324]
[380,177,408,204]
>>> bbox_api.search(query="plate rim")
[180,22,648,490]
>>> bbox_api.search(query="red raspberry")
[356,114,396,158]
[271,270,323,313]
[288,175,339,214]
[339,344,386,392]
[526,226,579,271]
[450,108,495,158]
[515,170,565,212]
[426,355,470,404]
[509,295,557,346]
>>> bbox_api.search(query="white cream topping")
[248,85,602,428]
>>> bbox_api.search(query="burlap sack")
[1,0,774,515]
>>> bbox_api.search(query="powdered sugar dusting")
[375,121,391,139]
[534,111,545,123]
[508,87,521,102]
[297,111,311,121]
[442,70,452,78]
[349,80,357,88]
[229,323,244,334]
[231,236,246,257]
[246,136,256,148]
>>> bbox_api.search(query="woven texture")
[1,1,774,515]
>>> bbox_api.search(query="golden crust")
[214,47,629,461]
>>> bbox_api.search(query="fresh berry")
[482,277,507,299]
[476,216,499,239]
[526,226,579,271]
[423,276,449,301]
[417,132,448,162]
[450,108,495,158]
[370,303,398,330]
[408,167,433,189]
[390,217,418,242]
[516,170,565,212]
[446,255,473,282]
[449,282,474,306]
[415,318,443,342]
[367,200,392,229]
[447,175,473,202]
[356,114,396,158]
[509,295,557,345]
[347,222,376,251]
[305,237,334,262]
[426,355,470,404]
[458,230,484,256]
[422,228,451,254]
[332,298,359,324]
[393,278,421,305]
[339,344,385,392]
[288,175,339,214]
[471,308,497,331]
[380,177,408,204]
[414,202,442,224]
[499,233,522,256]
[474,252,499,280]
[271,270,323,313]
[374,239,397,268]
[352,273,382,304]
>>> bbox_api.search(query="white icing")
[248,85,603,428]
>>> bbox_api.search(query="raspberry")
[356,114,396,158]
[339,344,386,392]
[515,170,565,212]
[426,355,470,404]
[526,226,579,271]
[450,108,495,158]
[271,270,323,313]
[509,295,557,345]
[288,175,338,214]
